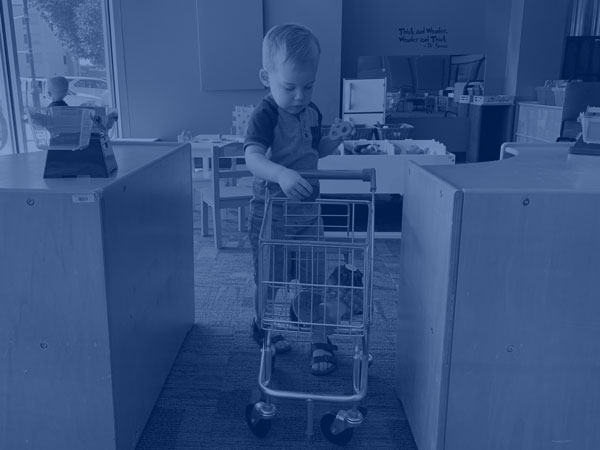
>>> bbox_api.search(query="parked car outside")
[65,76,108,100]
[63,89,106,107]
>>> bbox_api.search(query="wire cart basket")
[246,169,376,445]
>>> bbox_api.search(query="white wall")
[113,0,570,138]
[505,0,571,99]
[113,0,342,139]
[483,1,513,95]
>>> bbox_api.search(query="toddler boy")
[245,23,353,375]
[47,76,69,107]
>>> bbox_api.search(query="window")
[1,0,115,153]
[0,54,16,155]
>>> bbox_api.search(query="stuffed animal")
[323,264,364,321]
[289,264,364,326]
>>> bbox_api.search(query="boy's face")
[260,58,318,114]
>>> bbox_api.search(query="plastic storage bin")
[552,87,566,107]
[376,123,414,140]
[536,86,555,106]
[580,109,600,144]
[27,107,94,150]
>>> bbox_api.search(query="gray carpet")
[135,204,417,449]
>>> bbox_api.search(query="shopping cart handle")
[298,169,377,192]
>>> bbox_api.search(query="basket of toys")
[375,123,414,140]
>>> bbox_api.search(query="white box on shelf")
[472,95,515,105]
[319,139,454,195]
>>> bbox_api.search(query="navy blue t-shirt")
[244,94,323,205]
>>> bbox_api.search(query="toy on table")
[27,107,94,151]
[104,109,119,131]
[27,106,119,178]
[86,107,118,138]
[327,119,354,140]
[177,130,193,142]
[232,105,255,136]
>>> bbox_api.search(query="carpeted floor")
[135,200,418,449]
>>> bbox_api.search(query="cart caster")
[245,402,275,437]
[358,405,368,417]
[320,411,354,445]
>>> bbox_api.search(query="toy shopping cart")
[246,169,376,445]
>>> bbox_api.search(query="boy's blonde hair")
[262,24,321,72]
[47,76,69,97]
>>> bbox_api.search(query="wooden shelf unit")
[0,142,195,450]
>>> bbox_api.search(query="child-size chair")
[198,141,253,248]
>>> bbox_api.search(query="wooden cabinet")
[514,101,563,143]
[397,148,600,450]
[0,143,195,450]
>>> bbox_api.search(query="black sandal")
[251,319,291,354]
[311,338,338,376]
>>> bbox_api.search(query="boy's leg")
[249,211,291,353]
[293,215,338,375]
[308,256,338,375]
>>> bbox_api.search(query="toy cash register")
[28,106,118,178]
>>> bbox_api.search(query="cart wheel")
[358,406,368,417]
[245,403,271,437]
[321,412,354,445]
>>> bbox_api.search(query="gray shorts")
[249,201,325,288]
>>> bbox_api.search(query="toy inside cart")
[246,169,376,445]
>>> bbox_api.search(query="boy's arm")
[29,112,51,128]
[317,120,354,157]
[318,135,344,157]
[245,145,313,200]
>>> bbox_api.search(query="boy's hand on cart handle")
[277,168,313,200]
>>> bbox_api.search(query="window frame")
[1,0,28,153]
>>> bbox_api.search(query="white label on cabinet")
[72,194,96,203]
